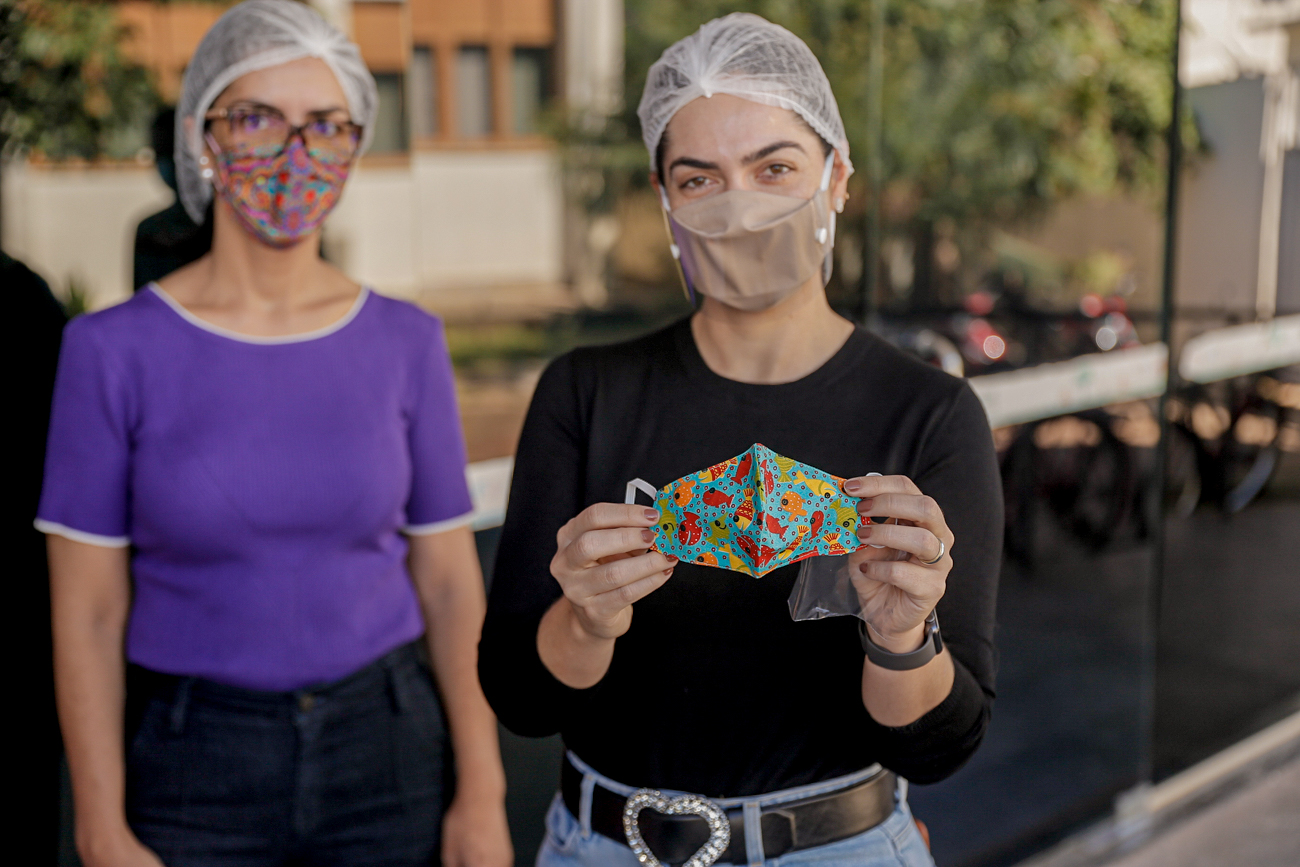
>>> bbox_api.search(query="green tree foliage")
[621,0,1188,301]
[0,0,158,161]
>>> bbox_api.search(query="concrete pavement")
[1103,757,1300,867]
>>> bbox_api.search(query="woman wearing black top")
[480,14,1001,867]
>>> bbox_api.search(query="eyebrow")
[667,140,808,174]
[223,99,349,117]
[667,156,719,173]
[741,140,806,164]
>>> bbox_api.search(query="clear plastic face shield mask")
[659,152,836,311]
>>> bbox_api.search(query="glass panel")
[408,45,438,138]
[369,72,407,153]
[1155,372,1300,780]
[1279,151,1300,313]
[456,46,492,138]
[864,1,1178,862]
[1153,65,1300,780]
[512,48,549,135]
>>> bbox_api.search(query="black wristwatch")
[859,610,943,671]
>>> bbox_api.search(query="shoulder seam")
[912,379,974,479]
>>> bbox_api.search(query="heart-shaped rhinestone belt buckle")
[622,788,731,867]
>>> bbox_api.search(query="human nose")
[281,123,310,153]
[720,165,755,193]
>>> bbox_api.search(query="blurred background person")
[132,108,212,291]
[36,3,510,866]
[480,15,1001,867]
[5,250,67,863]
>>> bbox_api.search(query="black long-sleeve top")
[479,319,1002,797]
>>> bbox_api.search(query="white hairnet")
[175,0,378,223]
[637,13,852,177]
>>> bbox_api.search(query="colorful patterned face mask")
[207,132,350,248]
[626,444,863,578]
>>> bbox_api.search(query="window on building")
[408,46,438,138]
[512,47,550,135]
[456,46,492,138]
[370,72,408,153]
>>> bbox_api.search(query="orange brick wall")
[408,0,553,47]
[353,1,408,72]
[113,0,555,143]
[117,1,231,101]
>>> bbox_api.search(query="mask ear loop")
[203,132,227,191]
[657,186,696,306]
[819,152,836,192]
[625,478,659,505]
[818,152,837,283]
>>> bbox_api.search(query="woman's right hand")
[550,503,678,640]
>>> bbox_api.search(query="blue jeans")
[536,753,935,867]
[125,642,447,867]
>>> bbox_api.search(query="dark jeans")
[125,642,447,867]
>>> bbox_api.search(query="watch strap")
[860,610,942,671]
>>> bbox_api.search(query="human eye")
[240,111,268,130]
[227,109,277,136]
[678,174,712,192]
[309,118,341,137]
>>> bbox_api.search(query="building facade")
[1178,0,1300,319]
[1,0,623,316]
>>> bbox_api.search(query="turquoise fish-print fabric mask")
[626,444,863,578]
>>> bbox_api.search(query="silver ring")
[920,538,945,566]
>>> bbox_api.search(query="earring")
[834,198,845,213]
[199,155,209,165]
[201,167,214,179]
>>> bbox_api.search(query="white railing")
[464,315,1300,530]
[1178,314,1300,384]
[968,343,1169,429]
[466,456,515,531]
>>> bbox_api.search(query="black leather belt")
[560,756,896,865]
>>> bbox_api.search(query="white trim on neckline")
[147,283,370,345]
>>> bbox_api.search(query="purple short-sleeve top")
[37,285,474,691]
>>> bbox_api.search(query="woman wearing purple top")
[38,4,511,866]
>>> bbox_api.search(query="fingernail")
[859,561,872,574]
[641,529,654,544]
[664,567,675,577]
[644,509,660,521]
[667,555,679,563]
[857,524,873,538]
[857,498,874,512]
[844,479,862,493]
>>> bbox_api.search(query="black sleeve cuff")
[478,613,597,738]
[873,656,992,784]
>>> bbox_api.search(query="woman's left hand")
[842,474,953,652]
[441,791,513,867]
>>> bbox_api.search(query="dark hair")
[654,113,834,184]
